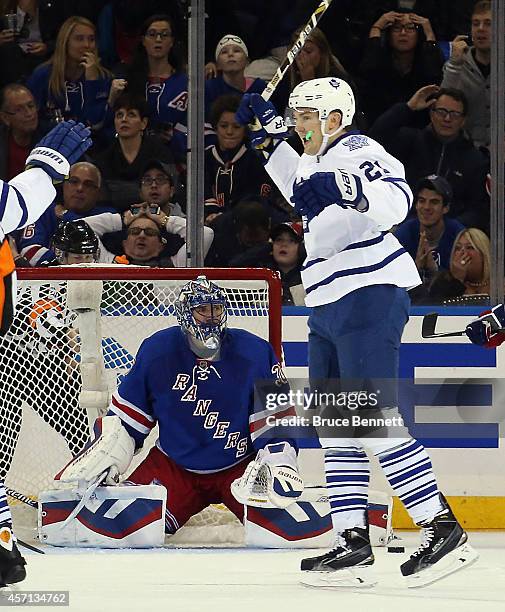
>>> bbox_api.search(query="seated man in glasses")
[139,159,185,219]
[369,84,490,232]
[82,206,214,267]
[16,161,116,266]
[0,84,46,181]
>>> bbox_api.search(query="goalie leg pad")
[244,487,393,548]
[55,416,135,486]
[38,485,166,548]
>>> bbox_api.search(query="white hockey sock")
[0,482,13,526]
[376,439,444,525]
[324,447,370,533]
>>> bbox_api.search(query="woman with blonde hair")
[448,228,490,296]
[412,228,491,304]
[27,15,111,129]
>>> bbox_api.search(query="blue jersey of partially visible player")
[108,326,295,473]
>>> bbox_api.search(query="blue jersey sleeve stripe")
[305,248,407,294]
[0,182,9,224]
[381,177,413,210]
[343,233,386,251]
[301,257,327,271]
[302,234,387,271]
[9,184,29,228]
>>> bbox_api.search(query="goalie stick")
[421,311,504,339]
[261,0,334,102]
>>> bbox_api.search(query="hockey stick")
[421,311,503,339]
[5,488,37,510]
[261,0,334,101]
[421,312,467,338]
[4,489,45,554]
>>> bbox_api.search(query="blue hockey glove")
[291,178,325,221]
[236,93,288,150]
[465,304,505,347]
[25,121,92,182]
[290,171,367,221]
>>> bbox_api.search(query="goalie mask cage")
[0,267,282,542]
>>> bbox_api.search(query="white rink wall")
[282,311,505,498]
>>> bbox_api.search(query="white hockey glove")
[54,416,135,487]
[231,442,304,508]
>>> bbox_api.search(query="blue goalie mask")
[175,276,228,353]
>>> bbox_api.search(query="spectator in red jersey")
[0,84,42,180]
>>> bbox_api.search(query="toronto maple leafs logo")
[343,135,370,151]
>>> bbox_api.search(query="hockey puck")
[387,545,405,553]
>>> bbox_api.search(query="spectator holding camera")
[394,175,465,286]
[0,1,51,85]
[441,0,491,149]
[370,84,490,231]
[92,93,173,212]
[27,16,111,129]
[358,10,443,126]
[139,159,184,218]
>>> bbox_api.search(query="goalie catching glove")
[231,442,303,508]
[54,416,135,487]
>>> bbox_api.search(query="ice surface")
[5,532,504,612]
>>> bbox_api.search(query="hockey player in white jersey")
[0,120,92,586]
[236,78,477,588]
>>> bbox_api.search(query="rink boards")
[281,306,505,529]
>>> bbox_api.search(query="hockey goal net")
[0,266,282,543]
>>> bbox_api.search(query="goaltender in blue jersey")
[236,79,477,589]
[55,276,304,537]
[109,320,292,473]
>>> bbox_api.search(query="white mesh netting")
[0,269,279,542]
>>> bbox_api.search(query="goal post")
[0,266,282,537]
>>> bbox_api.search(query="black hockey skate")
[300,527,376,588]
[401,496,478,588]
[0,526,26,587]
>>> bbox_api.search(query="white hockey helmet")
[288,77,356,129]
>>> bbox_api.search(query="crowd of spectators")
[0,0,496,305]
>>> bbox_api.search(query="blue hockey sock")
[377,439,443,524]
[324,447,370,532]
